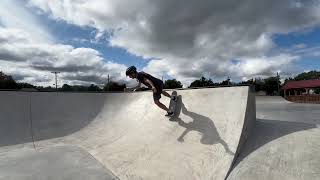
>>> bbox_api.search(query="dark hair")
[126,66,137,76]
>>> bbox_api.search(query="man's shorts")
[153,83,164,101]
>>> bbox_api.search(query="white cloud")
[293,46,320,57]
[0,27,128,86]
[0,0,53,42]
[235,54,299,79]
[12,0,320,86]
[0,0,129,87]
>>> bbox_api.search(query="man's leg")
[154,100,169,112]
[161,91,171,98]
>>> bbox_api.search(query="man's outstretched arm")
[133,82,142,91]
[124,82,141,92]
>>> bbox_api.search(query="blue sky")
[34,10,149,70]
[41,13,320,72]
[1,0,320,86]
[273,28,320,71]
[39,6,320,74]
[40,11,320,79]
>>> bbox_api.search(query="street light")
[51,71,60,91]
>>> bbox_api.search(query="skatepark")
[0,86,319,180]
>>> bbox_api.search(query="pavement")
[0,87,319,180]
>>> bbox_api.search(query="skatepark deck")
[1,87,319,180]
[0,87,255,180]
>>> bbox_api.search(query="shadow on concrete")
[31,93,109,141]
[170,96,234,155]
[231,118,317,169]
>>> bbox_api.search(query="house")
[282,79,320,96]
[282,79,320,103]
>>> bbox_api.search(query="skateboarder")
[125,66,176,116]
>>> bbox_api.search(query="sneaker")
[165,111,174,117]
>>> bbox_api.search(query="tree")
[104,81,126,92]
[238,79,254,85]
[88,84,102,91]
[219,77,231,86]
[294,70,320,81]
[164,79,183,89]
[17,83,35,89]
[72,85,88,92]
[263,76,280,95]
[36,86,55,91]
[0,71,18,89]
[189,76,215,88]
[239,78,266,92]
[254,78,265,92]
[61,84,73,91]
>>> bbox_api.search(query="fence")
[286,95,320,104]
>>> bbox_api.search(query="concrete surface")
[228,96,320,180]
[0,146,118,180]
[256,96,320,124]
[0,87,255,180]
[1,90,319,180]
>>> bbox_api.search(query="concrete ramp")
[228,96,320,180]
[0,86,255,180]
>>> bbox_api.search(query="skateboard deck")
[168,91,178,115]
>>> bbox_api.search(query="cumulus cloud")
[0,27,127,86]
[0,0,53,42]
[0,0,129,87]
[26,0,320,86]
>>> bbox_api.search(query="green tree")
[104,81,126,92]
[219,77,231,86]
[263,76,280,95]
[88,84,102,91]
[164,79,183,89]
[17,83,35,89]
[0,71,18,89]
[36,86,55,91]
[189,76,215,88]
[238,79,254,85]
[254,78,265,92]
[72,85,88,92]
[294,70,320,81]
[61,84,73,91]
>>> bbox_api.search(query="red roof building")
[282,79,320,90]
[282,79,320,96]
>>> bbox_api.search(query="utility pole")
[51,71,60,91]
[277,72,280,95]
[107,74,110,91]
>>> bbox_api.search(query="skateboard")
[168,91,178,116]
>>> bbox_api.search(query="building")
[282,79,320,103]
